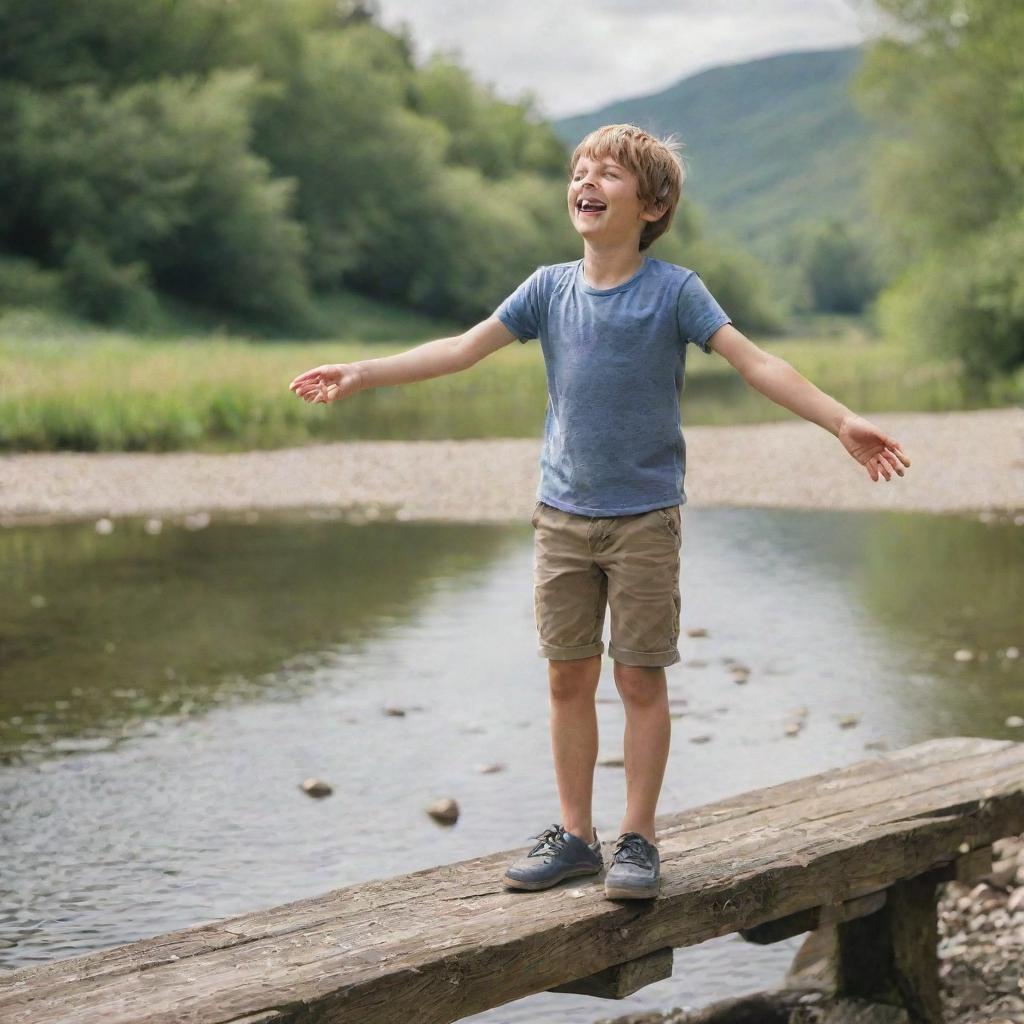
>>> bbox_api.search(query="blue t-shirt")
[495,255,731,517]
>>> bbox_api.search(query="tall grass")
[1,305,1018,453]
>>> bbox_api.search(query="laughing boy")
[289,123,911,901]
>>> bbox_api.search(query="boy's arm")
[706,323,911,482]
[357,315,518,389]
[707,324,850,434]
[289,316,517,403]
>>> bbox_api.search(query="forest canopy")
[0,0,781,334]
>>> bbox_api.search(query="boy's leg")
[601,504,683,842]
[613,662,671,842]
[548,654,602,841]
[531,501,609,844]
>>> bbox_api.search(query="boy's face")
[567,152,664,247]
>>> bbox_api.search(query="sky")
[373,0,886,119]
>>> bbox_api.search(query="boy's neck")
[581,240,646,290]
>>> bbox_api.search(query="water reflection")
[0,512,512,764]
[0,507,1020,1021]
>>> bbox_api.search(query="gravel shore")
[0,408,1021,526]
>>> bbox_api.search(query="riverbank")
[0,408,1021,527]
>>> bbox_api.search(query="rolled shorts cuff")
[538,639,605,661]
[607,643,681,668]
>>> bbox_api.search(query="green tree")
[3,71,310,323]
[0,0,785,330]
[0,0,236,88]
[780,220,881,314]
[852,0,1024,376]
[410,56,566,179]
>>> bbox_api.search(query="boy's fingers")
[868,454,888,481]
[290,367,327,388]
[886,439,911,465]
[880,450,904,476]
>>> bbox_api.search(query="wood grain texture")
[2,737,1022,1024]
[546,946,674,999]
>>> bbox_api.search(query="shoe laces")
[527,823,571,859]
[613,832,653,868]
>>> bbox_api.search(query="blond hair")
[568,123,687,251]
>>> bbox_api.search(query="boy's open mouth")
[576,198,607,216]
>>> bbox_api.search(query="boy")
[288,124,911,901]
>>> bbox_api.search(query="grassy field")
[1,301,1019,453]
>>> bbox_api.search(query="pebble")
[425,797,459,825]
[936,836,1024,1023]
[299,777,332,798]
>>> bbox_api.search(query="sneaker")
[502,823,603,891]
[603,832,661,899]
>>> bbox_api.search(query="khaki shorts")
[531,501,682,668]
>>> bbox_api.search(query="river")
[1,506,1021,1019]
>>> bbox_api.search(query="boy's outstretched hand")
[288,363,364,404]
[837,413,911,482]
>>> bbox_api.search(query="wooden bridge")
[3,736,1023,1024]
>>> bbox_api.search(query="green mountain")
[553,47,872,262]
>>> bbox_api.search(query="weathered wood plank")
[740,889,887,945]
[946,844,993,882]
[1,737,1021,1024]
[743,845,992,947]
[785,844,996,1001]
[546,946,674,998]
[5,736,1002,992]
[834,869,945,1023]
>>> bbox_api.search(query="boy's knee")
[613,662,667,702]
[548,655,601,700]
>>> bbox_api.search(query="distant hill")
[553,47,872,262]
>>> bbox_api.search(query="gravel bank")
[0,409,1020,527]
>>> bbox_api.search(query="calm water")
[1,507,1022,1021]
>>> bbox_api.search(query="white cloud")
[374,0,884,118]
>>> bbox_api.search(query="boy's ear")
[640,199,668,223]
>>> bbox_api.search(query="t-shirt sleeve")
[494,266,546,343]
[677,271,732,354]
